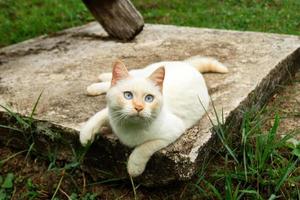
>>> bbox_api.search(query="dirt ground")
[0,146,189,199]
[263,72,300,140]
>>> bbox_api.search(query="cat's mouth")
[127,113,151,122]
[129,114,145,120]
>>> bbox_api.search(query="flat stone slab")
[0,22,300,186]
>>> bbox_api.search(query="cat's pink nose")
[134,105,144,112]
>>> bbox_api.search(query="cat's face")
[106,61,165,125]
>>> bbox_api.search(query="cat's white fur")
[80,56,228,177]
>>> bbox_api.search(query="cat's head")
[106,60,165,125]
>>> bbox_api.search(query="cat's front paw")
[127,154,146,177]
[79,125,95,146]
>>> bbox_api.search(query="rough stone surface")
[0,22,300,186]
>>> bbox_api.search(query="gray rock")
[0,22,299,186]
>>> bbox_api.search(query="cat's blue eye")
[123,91,133,100]
[145,94,154,103]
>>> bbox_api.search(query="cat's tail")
[184,56,228,73]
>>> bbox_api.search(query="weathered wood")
[82,0,144,40]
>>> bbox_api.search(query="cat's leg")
[80,107,109,145]
[86,82,110,96]
[127,139,171,177]
[98,72,112,82]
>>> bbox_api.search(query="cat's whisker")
[111,111,131,127]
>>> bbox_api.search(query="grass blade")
[275,158,298,192]
[29,91,43,127]
[130,176,138,200]
[25,143,35,161]
[240,190,263,199]
[198,96,238,163]
[87,177,126,186]
[51,170,65,200]
[268,194,279,200]
[225,174,233,200]
[202,180,223,200]
[0,124,23,132]
[0,105,29,129]
[0,150,27,167]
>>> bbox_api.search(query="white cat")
[80,56,228,177]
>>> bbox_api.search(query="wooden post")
[82,0,144,41]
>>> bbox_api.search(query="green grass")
[189,109,300,199]
[0,0,299,47]
[133,0,300,35]
[0,0,93,47]
[0,0,300,199]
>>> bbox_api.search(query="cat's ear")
[111,60,129,86]
[149,66,165,91]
